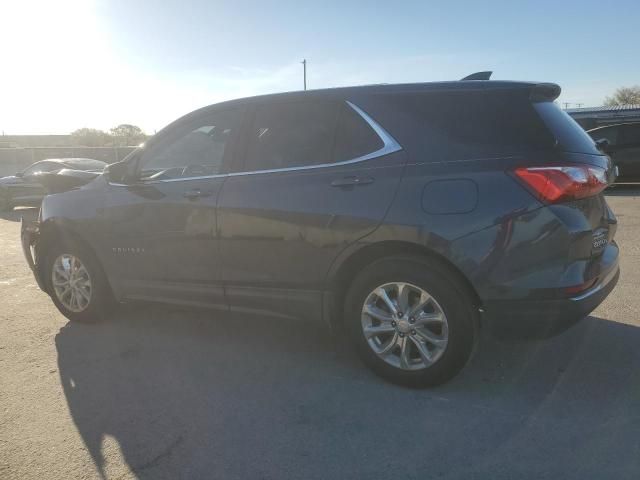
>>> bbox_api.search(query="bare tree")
[110,124,146,146]
[70,128,110,147]
[604,86,640,106]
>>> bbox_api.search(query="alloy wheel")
[51,254,92,313]
[361,282,449,370]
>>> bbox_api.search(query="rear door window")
[244,101,339,171]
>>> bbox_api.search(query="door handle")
[330,176,374,187]
[183,189,212,200]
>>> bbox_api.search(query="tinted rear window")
[534,102,600,155]
[245,101,339,171]
[366,89,556,161]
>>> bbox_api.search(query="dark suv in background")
[0,158,107,210]
[587,122,640,182]
[22,77,619,386]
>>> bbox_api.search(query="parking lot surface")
[1,187,639,480]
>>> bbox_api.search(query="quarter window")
[334,103,384,162]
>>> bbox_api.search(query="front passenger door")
[104,108,243,307]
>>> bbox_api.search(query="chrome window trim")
[109,100,402,185]
[343,101,402,162]
[141,173,229,184]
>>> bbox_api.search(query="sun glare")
[1,0,117,133]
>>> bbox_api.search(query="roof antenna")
[461,71,492,81]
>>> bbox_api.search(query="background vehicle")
[588,122,640,182]
[22,78,619,387]
[0,158,107,210]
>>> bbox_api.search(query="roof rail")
[460,71,492,81]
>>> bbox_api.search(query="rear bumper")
[21,216,46,292]
[483,248,620,338]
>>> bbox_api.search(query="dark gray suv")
[587,122,640,182]
[22,78,620,386]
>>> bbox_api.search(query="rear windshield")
[534,102,600,155]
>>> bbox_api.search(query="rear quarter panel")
[341,156,544,297]
[346,152,617,303]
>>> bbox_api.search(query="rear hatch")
[514,89,617,282]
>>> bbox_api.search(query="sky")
[1,0,638,135]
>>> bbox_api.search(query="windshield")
[21,161,60,176]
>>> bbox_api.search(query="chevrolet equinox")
[21,76,620,387]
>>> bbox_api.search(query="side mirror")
[105,161,136,184]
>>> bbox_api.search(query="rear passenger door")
[217,99,406,322]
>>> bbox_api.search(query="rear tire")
[43,240,114,323]
[344,256,476,387]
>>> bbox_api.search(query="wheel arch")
[37,219,117,298]
[325,240,481,331]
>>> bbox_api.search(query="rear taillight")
[512,165,608,203]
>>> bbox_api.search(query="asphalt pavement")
[1,186,639,479]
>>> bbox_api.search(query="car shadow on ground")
[55,307,640,479]
[0,207,38,222]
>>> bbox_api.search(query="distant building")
[566,104,640,130]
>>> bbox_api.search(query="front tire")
[43,240,114,323]
[344,256,477,387]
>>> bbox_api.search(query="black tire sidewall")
[345,256,476,387]
[43,241,113,323]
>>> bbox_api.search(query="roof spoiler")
[460,71,492,81]
[530,83,561,102]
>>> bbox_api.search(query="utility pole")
[576,103,583,108]
[301,59,307,91]
[563,102,571,110]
